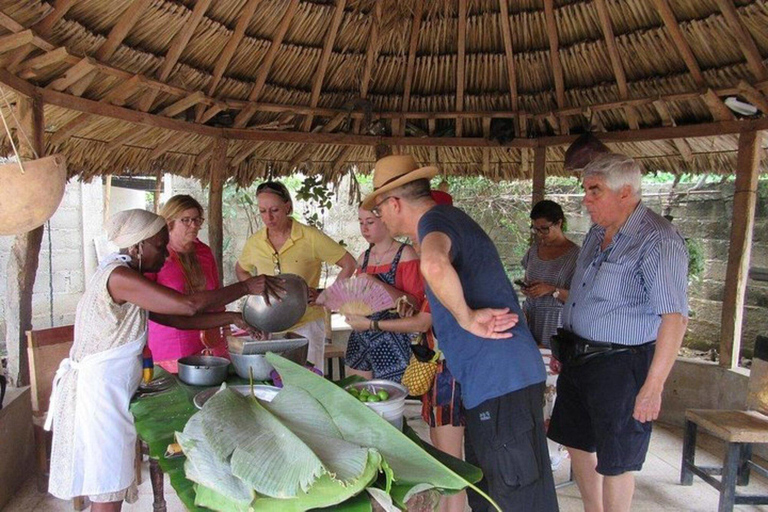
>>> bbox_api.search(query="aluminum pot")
[177,355,230,386]
[242,273,309,333]
[229,339,309,380]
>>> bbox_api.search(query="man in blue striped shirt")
[548,153,689,512]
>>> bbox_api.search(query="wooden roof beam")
[456,0,467,138]
[498,0,519,113]
[139,0,214,113]
[159,91,206,117]
[102,75,143,106]
[543,0,568,134]
[737,80,768,114]
[199,104,224,124]
[654,100,694,162]
[0,31,34,54]
[651,0,705,88]
[31,0,76,36]
[702,89,736,121]
[46,57,95,91]
[17,47,69,79]
[715,0,767,82]
[353,1,382,134]
[234,0,301,128]
[399,0,424,137]
[321,111,348,133]
[301,0,348,132]
[50,113,90,145]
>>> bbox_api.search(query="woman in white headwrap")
[46,209,282,511]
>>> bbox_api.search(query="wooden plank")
[199,104,224,124]
[301,0,348,132]
[715,0,767,82]
[321,111,348,133]
[31,0,76,36]
[543,0,568,134]
[532,146,546,204]
[209,139,226,280]
[5,95,45,386]
[0,30,33,54]
[46,57,95,91]
[652,100,692,161]
[354,1,382,134]
[720,130,761,369]
[102,74,142,106]
[400,0,425,136]
[651,0,705,87]
[159,90,206,117]
[702,89,736,121]
[17,47,69,78]
[594,0,627,98]
[737,81,768,114]
[498,0,518,111]
[234,0,300,127]
[685,410,768,444]
[205,0,259,99]
[455,0,467,138]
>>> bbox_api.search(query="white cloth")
[291,318,326,371]
[46,333,144,499]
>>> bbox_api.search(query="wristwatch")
[552,289,561,300]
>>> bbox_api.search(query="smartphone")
[514,279,529,289]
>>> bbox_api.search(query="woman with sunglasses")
[236,181,356,370]
[521,200,579,349]
[145,195,230,370]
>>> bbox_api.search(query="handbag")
[401,334,441,396]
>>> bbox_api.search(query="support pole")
[208,138,226,281]
[5,94,45,386]
[719,130,761,368]
[532,145,547,205]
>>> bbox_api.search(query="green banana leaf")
[266,354,499,510]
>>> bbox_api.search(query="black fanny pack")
[550,329,654,368]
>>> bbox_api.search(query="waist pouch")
[550,329,654,368]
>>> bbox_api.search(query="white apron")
[46,333,144,499]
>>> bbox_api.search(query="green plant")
[686,237,705,284]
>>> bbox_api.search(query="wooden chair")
[26,325,143,510]
[681,335,768,511]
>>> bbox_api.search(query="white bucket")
[346,380,408,430]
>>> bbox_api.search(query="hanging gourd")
[0,88,67,235]
[563,132,611,171]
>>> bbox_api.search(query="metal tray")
[227,331,308,355]
[193,384,281,409]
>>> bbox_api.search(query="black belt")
[551,329,655,367]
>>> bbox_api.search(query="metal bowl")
[177,355,230,386]
[193,384,281,409]
[229,339,309,380]
[242,273,309,333]
[345,380,408,402]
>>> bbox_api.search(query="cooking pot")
[242,273,309,333]
[177,355,230,386]
[229,339,309,380]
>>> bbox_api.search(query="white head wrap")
[106,209,166,249]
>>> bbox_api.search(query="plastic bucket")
[346,380,408,430]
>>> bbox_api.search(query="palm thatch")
[0,0,767,184]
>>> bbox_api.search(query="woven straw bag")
[401,334,441,396]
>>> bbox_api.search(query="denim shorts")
[547,345,655,476]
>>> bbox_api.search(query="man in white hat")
[362,155,559,511]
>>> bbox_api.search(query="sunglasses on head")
[257,182,290,202]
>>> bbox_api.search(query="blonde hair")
[160,194,207,293]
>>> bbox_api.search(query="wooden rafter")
[321,112,348,133]
[101,74,143,106]
[456,0,467,137]
[0,31,33,54]
[400,0,425,137]
[353,1,382,134]
[715,0,767,82]
[46,57,95,90]
[138,0,213,113]
[205,0,261,100]
[737,81,768,114]
[17,47,67,78]
[543,0,568,134]
[594,0,639,130]
[159,91,206,117]
[497,0,518,114]
[702,89,735,121]
[651,0,705,88]
[31,0,76,36]
[234,0,301,128]
[70,0,152,97]
[300,0,348,132]
[654,99,694,162]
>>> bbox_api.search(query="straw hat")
[361,155,438,210]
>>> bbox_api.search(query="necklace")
[370,240,396,267]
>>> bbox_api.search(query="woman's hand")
[525,281,557,299]
[307,287,320,306]
[244,275,285,304]
[344,315,371,331]
[396,296,417,318]
[231,314,268,339]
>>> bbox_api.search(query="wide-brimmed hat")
[361,155,438,210]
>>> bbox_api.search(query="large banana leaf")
[266,353,499,510]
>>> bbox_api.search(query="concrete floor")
[5,402,768,511]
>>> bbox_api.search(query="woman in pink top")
[146,195,227,370]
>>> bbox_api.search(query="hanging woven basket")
[0,154,68,235]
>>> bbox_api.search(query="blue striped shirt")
[562,203,688,345]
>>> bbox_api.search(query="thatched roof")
[0,0,767,184]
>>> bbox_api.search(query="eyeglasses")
[257,182,290,202]
[530,223,554,235]
[179,216,205,227]
[371,196,396,218]
[272,251,281,275]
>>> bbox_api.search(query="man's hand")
[633,382,663,423]
[549,356,562,375]
[459,308,518,339]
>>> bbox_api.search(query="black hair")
[530,200,566,229]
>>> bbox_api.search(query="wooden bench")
[681,335,768,511]
[324,343,346,381]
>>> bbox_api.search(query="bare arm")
[235,261,253,282]
[150,311,240,330]
[333,252,357,281]
[420,232,518,339]
[633,312,688,423]
[345,312,432,333]
[108,267,283,316]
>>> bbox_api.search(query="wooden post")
[5,94,45,386]
[719,131,761,368]
[208,138,226,281]
[532,145,547,205]
[152,171,162,213]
